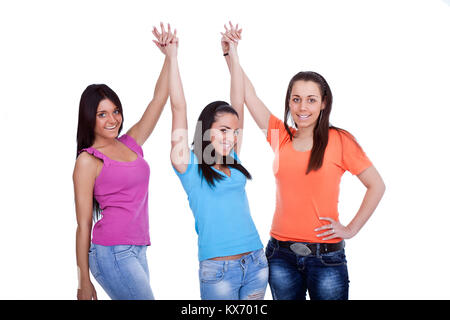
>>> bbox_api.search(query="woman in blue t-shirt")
[167,23,268,300]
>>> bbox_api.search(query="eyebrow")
[292,94,319,98]
[97,108,119,113]
[220,126,232,129]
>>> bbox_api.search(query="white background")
[0,0,449,299]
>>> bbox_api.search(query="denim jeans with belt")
[265,238,349,300]
[88,243,154,300]
[199,249,269,300]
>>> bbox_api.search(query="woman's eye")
[220,129,228,133]
[98,113,105,118]
[293,98,300,103]
[308,98,316,103]
[113,109,120,114]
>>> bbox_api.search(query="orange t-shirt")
[266,115,372,243]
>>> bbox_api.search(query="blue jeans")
[199,249,269,300]
[265,238,349,300]
[88,243,154,300]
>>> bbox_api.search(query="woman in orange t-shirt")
[222,24,385,300]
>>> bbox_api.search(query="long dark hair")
[284,71,358,174]
[192,101,252,187]
[76,84,124,155]
[76,84,124,221]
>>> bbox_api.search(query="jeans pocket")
[255,249,269,267]
[265,241,276,260]
[199,261,225,284]
[88,248,101,278]
[319,249,347,267]
[112,245,135,261]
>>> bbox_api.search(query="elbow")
[372,178,386,199]
[244,90,257,102]
[378,174,386,195]
[381,180,386,195]
[364,176,386,200]
[76,222,93,234]
[170,102,186,112]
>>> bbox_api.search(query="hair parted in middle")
[284,71,360,174]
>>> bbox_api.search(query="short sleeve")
[78,147,111,166]
[266,114,295,152]
[173,150,197,193]
[118,134,144,157]
[340,131,372,175]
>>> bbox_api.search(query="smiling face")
[94,98,122,140]
[209,112,240,157]
[289,80,325,130]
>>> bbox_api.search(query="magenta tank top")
[80,134,151,246]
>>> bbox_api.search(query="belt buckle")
[289,243,312,256]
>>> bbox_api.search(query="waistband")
[200,249,264,265]
[270,237,345,256]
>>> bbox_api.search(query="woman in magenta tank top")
[73,24,174,300]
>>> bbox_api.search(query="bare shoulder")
[75,151,98,168]
[73,152,101,180]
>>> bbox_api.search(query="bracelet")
[223,52,229,56]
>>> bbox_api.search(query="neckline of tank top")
[88,141,140,164]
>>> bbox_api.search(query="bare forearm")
[126,57,170,145]
[225,56,256,101]
[224,55,270,130]
[152,56,170,104]
[347,183,385,237]
[168,54,189,171]
[76,225,92,286]
[229,54,244,117]
[168,56,186,112]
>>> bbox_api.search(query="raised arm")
[222,24,272,133]
[221,22,245,154]
[73,153,98,300]
[126,23,172,146]
[166,28,189,174]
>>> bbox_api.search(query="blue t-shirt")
[173,150,263,261]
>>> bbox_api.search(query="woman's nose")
[107,113,117,124]
[298,101,307,110]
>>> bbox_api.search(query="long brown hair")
[76,84,124,157]
[76,84,124,221]
[284,71,358,174]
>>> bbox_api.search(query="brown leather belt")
[270,237,345,256]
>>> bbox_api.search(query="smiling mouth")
[105,124,118,130]
[221,142,233,149]
[297,114,311,120]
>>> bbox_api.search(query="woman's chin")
[215,148,232,157]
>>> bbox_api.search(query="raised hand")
[221,21,242,56]
[152,22,178,56]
